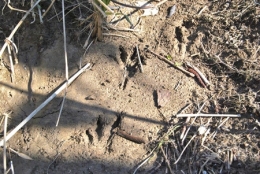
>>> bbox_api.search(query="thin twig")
[0,63,91,146]
[174,134,196,164]
[103,33,130,38]
[56,0,69,127]
[42,0,56,18]
[136,45,143,73]
[0,0,42,59]
[147,48,195,77]
[133,155,152,174]
[37,4,43,23]
[10,161,14,174]
[7,44,15,82]
[3,113,8,174]
[47,153,61,174]
[160,146,173,174]
[198,6,208,15]
[210,117,230,139]
[181,102,207,144]
[176,113,241,118]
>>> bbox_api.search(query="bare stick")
[47,153,61,174]
[0,0,42,59]
[56,0,69,127]
[3,113,8,174]
[147,48,195,77]
[10,161,14,174]
[37,4,43,23]
[181,101,207,146]
[176,113,241,118]
[7,44,15,82]
[136,45,143,73]
[210,117,230,139]
[0,63,91,147]
[174,134,196,164]
[160,146,173,174]
[103,33,129,38]
[42,0,56,18]
[198,6,208,15]
[186,62,210,86]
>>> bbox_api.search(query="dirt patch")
[0,0,260,174]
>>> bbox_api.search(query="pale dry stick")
[7,0,27,13]
[176,114,241,118]
[5,38,18,54]
[47,152,61,174]
[56,0,70,127]
[7,44,15,82]
[186,62,210,86]
[83,28,94,49]
[201,128,217,154]
[177,103,192,115]
[3,113,8,174]
[47,4,78,21]
[174,134,196,164]
[37,4,43,23]
[81,40,94,68]
[210,117,230,139]
[181,102,207,145]
[198,157,211,174]
[198,5,208,15]
[103,33,130,38]
[160,146,173,174]
[178,104,192,139]
[147,48,195,77]
[0,0,42,59]
[136,45,143,73]
[10,161,14,174]
[133,156,152,174]
[0,63,91,146]
[42,0,56,18]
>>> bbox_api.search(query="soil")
[0,0,259,174]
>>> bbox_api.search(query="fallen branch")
[113,128,145,144]
[146,48,195,77]
[0,63,91,147]
[176,113,241,118]
[136,45,143,73]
